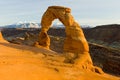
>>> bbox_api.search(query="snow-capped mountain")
[51,24,65,29]
[1,22,92,29]
[2,23,40,28]
[1,22,64,29]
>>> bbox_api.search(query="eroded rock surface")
[35,6,103,74]
[0,31,4,41]
[0,42,119,80]
[0,31,7,42]
[34,31,50,49]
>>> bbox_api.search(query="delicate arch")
[39,6,89,52]
[34,6,103,74]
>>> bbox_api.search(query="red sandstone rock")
[37,6,103,74]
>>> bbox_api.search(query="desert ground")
[0,31,120,80]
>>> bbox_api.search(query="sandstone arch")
[36,6,103,73]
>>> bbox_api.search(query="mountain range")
[1,23,40,28]
[0,22,91,29]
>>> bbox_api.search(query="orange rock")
[0,32,2,39]
[36,31,50,49]
[0,31,7,42]
[38,6,103,73]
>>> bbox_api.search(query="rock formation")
[0,31,3,41]
[34,31,50,49]
[0,31,6,42]
[36,6,103,73]
[0,40,119,80]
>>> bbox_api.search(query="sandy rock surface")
[0,41,119,80]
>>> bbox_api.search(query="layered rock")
[89,43,120,75]
[83,24,120,49]
[36,6,103,74]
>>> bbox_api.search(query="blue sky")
[0,0,120,26]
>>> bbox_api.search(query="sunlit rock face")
[0,31,6,42]
[36,6,103,74]
[37,31,50,49]
[0,32,3,41]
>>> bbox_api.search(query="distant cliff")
[2,24,120,49]
[84,24,120,41]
